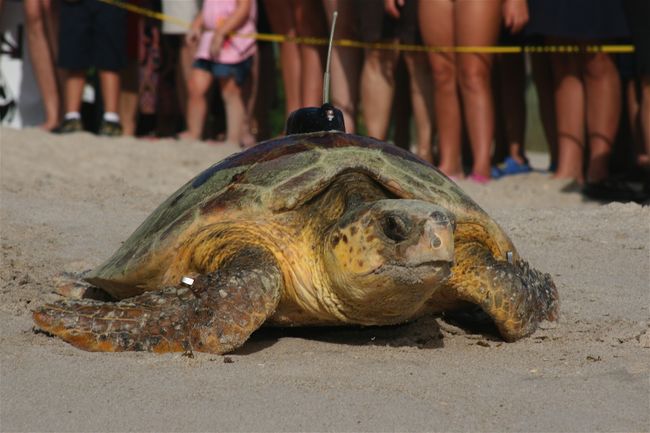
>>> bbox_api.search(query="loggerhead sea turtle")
[33,131,558,354]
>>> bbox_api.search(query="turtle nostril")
[382,214,410,242]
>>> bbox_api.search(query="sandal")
[491,156,532,179]
[468,173,490,184]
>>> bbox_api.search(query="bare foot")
[40,122,58,132]
[552,173,584,185]
[240,132,256,149]
[437,165,464,180]
[177,131,200,141]
[416,149,434,164]
[205,140,238,147]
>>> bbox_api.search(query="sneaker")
[53,118,83,134]
[583,177,650,203]
[98,119,123,137]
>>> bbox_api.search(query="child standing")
[181,0,256,145]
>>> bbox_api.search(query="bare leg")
[177,37,196,117]
[322,0,362,132]
[241,52,259,146]
[119,61,139,136]
[531,52,558,169]
[218,76,248,146]
[360,48,399,140]
[456,0,502,179]
[496,52,527,163]
[252,42,275,140]
[24,0,61,130]
[43,0,65,96]
[584,52,621,183]
[181,68,214,140]
[419,0,463,177]
[626,80,644,164]
[43,0,59,65]
[295,0,327,107]
[404,52,434,163]
[550,45,585,182]
[392,57,411,150]
[99,70,121,115]
[640,75,650,167]
[264,0,302,116]
[63,70,86,114]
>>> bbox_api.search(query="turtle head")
[324,199,455,324]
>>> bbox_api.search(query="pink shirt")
[195,0,257,64]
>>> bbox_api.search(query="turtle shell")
[86,132,516,297]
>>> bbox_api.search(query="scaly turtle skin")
[33,132,558,353]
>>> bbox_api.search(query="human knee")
[431,58,456,87]
[188,79,208,100]
[585,53,616,79]
[219,78,242,100]
[24,4,45,29]
[459,59,491,93]
[331,96,354,118]
[365,50,396,75]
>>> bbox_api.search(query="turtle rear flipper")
[445,242,559,341]
[34,249,283,354]
[53,271,114,301]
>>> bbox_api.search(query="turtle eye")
[382,214,410,242]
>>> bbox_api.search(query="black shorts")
[623,0,650,75]
[526,0,629,40]
[58,0,127,71]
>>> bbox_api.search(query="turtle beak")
[380,203,455,268]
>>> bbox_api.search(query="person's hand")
[185,25,201,46]
[385,0,404,18]
[502,0,529,34]
[210,32,225,59]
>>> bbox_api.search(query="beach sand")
[1,127,648,432]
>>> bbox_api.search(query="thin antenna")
[323,11,338,105]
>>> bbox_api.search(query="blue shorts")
[193,57,253,86]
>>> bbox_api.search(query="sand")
[1,126,648,432]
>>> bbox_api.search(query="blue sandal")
[491,157,532,179]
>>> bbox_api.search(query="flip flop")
[491,157,532,179]
[468,173,490,184]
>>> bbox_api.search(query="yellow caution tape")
[99,0,636,54]
[100,0,192,29]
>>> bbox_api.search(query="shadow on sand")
[234,310,504,355]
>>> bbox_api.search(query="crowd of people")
[10,0,650,199]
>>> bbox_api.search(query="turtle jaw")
[372,260,452,282]
[327,260,452,326]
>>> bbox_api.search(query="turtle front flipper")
[442,242,559,341]
[33,249,282,354]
